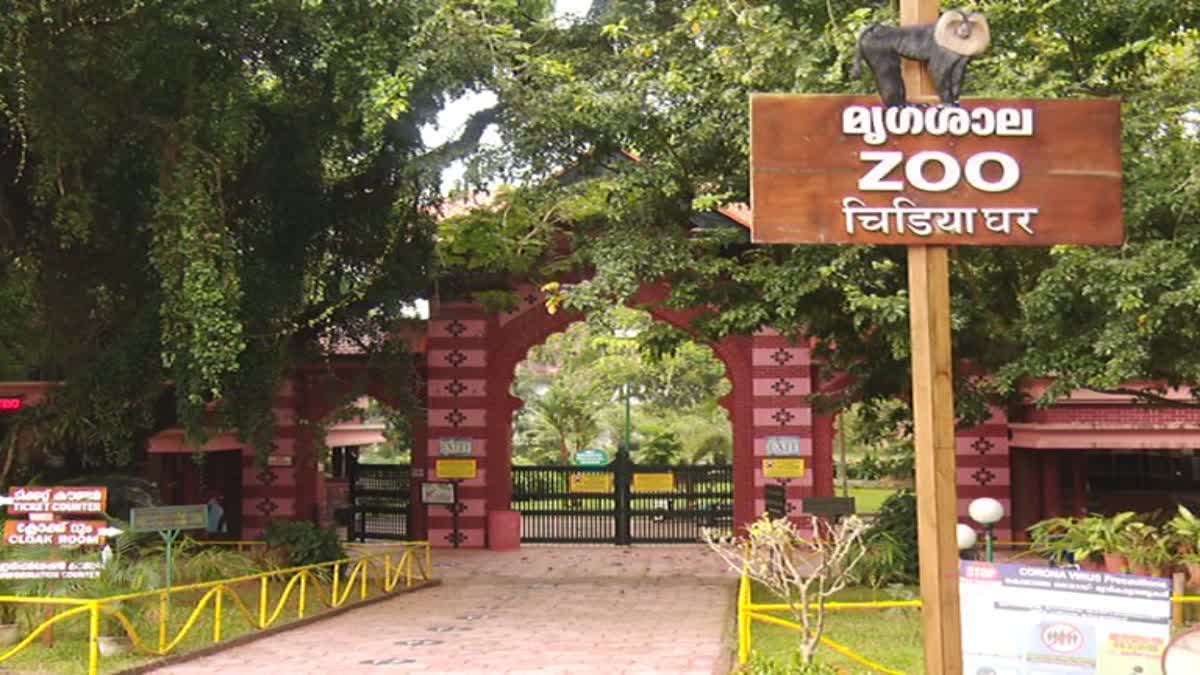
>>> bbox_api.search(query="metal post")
[158,529,180,588]
[624,383,632,456]
[985,525,995,563]
[838,412,848,497]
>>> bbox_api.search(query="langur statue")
[852,9,991,107]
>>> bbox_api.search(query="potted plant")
[1182,552,1200,589]
[1167,505,1200,555]
[1027,516,1075,564]
[1120,522,1172,577]
[1082,512,1137,573]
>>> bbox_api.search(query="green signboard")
[130,505,207,533]
[573,449,610,466]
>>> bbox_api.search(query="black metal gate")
[511,459,733,544]
[347,461,411,541]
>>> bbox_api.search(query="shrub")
[263,520,346,568]
[854,490,918,585]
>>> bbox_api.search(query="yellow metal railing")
[736,573,914,674]
[0,541,432,675]
[737,570,1200,674]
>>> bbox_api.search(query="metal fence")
[512,461,734,544]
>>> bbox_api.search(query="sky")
[407,0,593,319]
[420,0,594,191]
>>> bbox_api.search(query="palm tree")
[525,382,603,463]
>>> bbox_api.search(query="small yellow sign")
[763,458,806,479]
[569,472,613,494]
[632,473,675,493]
[435,458,477,480]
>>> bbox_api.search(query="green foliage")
[263,520,346,568]
[511,306,731,464]
[0,0,550,466]
[857,490,918,585]
[434,0,1200,418]
[738,653,839,675]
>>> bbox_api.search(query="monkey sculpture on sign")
[852,9,990,107]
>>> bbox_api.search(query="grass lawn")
[848,487,898,514]
[748,584,923,674]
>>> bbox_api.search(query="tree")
[447,0,1200,420]
[706,514,869,665]
[511,306,731,463]
[0,1,549,465]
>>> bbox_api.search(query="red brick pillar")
[956,406,1013,541]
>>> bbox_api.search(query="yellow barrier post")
[360,561,367,600]
[425,543,431,580]
[299,573,307,619]
[213,588,223,643]
[332,563,341,608]
[738,574,751,665]
[259,576,268,628]
[159,591,168,653]
[87,601,100,675]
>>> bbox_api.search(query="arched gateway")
[118,273,1014,548]
[420,281,831,548]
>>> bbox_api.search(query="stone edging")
[115,579,442,674]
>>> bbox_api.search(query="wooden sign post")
[903,3,960,672]
[749,1,1123,673]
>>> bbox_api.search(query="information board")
[1,486,107,514]
[0,560,103,580]
[632,473,674,493]
[573,449,610,466]
[959,561,1171,674]
[762,458,807,479]
[435,458,477,480]
[3,519,111,546]
[129,505,207,533]
[438,438,473,457]
[421,482,456,505]
[568,472,613,494]
[765,436,803,457]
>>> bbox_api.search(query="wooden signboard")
[435,458,477,480]
[801,497,856,518]
[129,505,207,533]
[751,96,1123,246]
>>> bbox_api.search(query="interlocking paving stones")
[152,545,736,675]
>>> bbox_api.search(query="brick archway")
[422,282,830,548]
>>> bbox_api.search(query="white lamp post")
[956,523,978,559]
[968,497,1005,562]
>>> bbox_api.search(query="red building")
[4,312,1199,546]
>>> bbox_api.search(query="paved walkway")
[155,546,738,675]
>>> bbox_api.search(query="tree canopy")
[0,0,548,466]
[1,0,1198,470]
[445,0,1200,426]
[511,307,731,464]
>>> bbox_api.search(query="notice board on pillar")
[750,96,1123,246]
